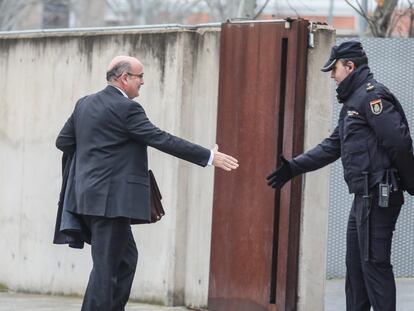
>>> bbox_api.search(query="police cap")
[321,40,366,72]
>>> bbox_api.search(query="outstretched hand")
[212,144,239,171]
[266,155,293,188]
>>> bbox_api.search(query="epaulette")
[366,82,375,92]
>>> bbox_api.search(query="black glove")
[405,187,414,196]
[266,155,293,188]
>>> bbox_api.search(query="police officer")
[267,41,414,311]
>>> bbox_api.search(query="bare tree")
[253,0,271,19]
[0,0,79,31]
[345,0,414,37]
[373,0,399,36]
[105,0,206,26]
[391,0,414,37]
[104,0,271,26]
[237,0,256,18]
[409,0,414,37]
[203,0,271,21]
[0,0,273,31]
[0,0,40,31]
[70,0,105,27]
[42,0,71,29]
[202,0,236,21]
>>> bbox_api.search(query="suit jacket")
[56,85,210,223]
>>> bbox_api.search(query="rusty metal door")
[208,19,309,311]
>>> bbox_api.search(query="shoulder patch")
[366,82,375,92]
[370,99,382,115]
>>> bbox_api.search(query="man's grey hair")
[106,61,132,82]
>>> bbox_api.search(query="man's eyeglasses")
[127,72,144,79]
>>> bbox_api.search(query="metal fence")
[327,38,414,278]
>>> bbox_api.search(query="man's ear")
[120,72,129,86]
[346,61,355,72]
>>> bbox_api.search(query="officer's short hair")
[106,61,132,82]
[338,56,368,68]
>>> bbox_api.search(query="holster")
[388,169,400,192]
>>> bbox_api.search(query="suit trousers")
[345,190,403,311]
[81,216,138,311]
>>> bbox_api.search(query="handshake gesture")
[212,144,239,171]
[266,155,293,188]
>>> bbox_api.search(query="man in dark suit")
[56,55,238,311]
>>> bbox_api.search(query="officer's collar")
[336,64,372,103]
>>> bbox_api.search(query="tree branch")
[345,0,365,16]
[387,6,405,37]
[407,0,414,37]
[0,0,39,31]
[254,0,271,19]
[286,0,300,17]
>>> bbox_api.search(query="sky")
[259,0,407,17]
[264,0,371,16]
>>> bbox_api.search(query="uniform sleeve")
[362,94,414,191]
[125,102,210,167]
[289,125,341,176]
[56,112,76,154]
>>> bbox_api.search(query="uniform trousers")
[345,190,403,311]
[81,216,138,311]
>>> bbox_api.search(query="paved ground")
[1,278,414,310]
[0,292,188,311]
[325,278,414,311]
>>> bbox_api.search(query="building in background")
[1,0,412,37]
[260,0,361,35]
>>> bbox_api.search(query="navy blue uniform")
[290,64,414,194]
[289,64,414,311]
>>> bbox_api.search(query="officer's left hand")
[405,187,414,196]
[266,155,293,188]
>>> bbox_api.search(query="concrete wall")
[297,25,336,311]
[0,27,220,307]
